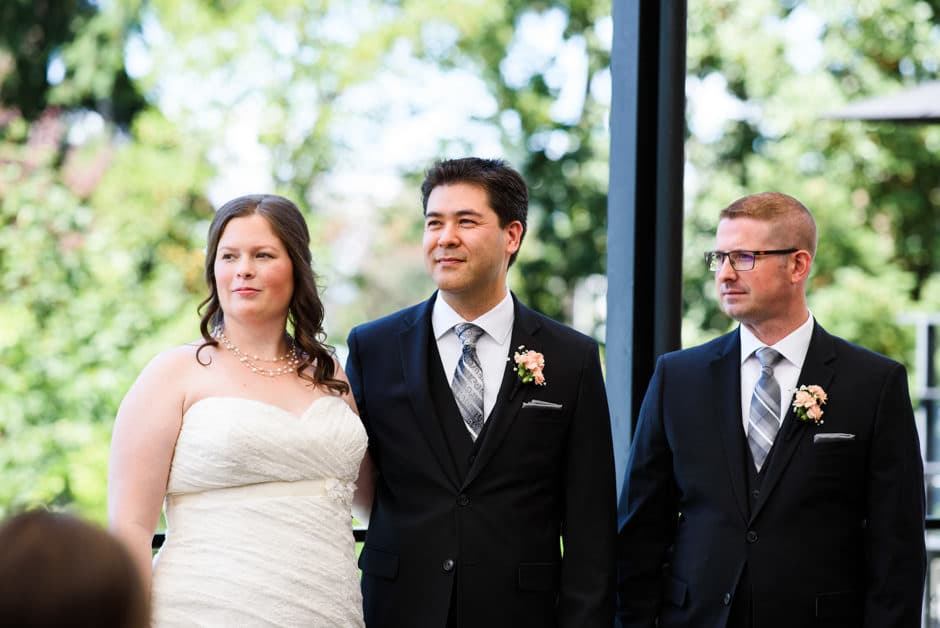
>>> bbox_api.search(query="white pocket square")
[813,433,855,443]
[522,399,563,410]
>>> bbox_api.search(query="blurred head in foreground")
[0,509,148,628]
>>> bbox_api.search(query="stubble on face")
[714,217,778,324]
[714,216,809,343]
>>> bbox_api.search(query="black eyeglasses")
[705,249,798,272]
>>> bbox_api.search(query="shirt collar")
[432,290,515,344]
[739,312,815,367]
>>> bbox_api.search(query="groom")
[346,157,616,627]
[617,192,926,627]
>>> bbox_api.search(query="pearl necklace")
[216,331,302,377]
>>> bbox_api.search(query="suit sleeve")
[558,341,617,628]
[617,357,679,628]
[863,363,926,628]
[345,328,370,437]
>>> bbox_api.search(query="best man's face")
[714,216,795,327]
[422,182,521,304]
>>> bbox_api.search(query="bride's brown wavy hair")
[196,194,348,395]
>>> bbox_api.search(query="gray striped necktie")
[748,347,784,471]
[452,323,485,440]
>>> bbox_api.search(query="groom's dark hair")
[421,157,528,266]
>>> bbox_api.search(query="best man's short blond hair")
[719,192,818,257]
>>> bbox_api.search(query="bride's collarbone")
[187,371,332,418]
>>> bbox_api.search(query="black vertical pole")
[927,325,937,462]
[607,0,687,489]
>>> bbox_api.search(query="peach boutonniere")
[792,384,827,425]
[513,346,546,386]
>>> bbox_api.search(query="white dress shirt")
[432,291,515,433]
[739,313,815,435]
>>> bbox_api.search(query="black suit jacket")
[617,322,926,628]
[347,293,616,628]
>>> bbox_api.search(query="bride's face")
[214,213,294,325]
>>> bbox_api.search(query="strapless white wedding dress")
[151,395,367,627]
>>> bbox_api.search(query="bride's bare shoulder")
[145,340,219,373]
[120,341,219,413]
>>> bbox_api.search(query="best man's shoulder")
[829,333,906,374]
[657,331,736,368]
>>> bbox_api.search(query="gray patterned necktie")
[452,323,485,440]
[748,347,784,471]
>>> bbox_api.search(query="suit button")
[468,454,476,465]
[457,494,470,506]
[722,593,732,606]
[746,530,758,543]
[442,559,455,572]
[751,489,760,499]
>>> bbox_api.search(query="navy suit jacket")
[346,293,616,628]
[618,322,925,628]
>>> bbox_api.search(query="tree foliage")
[0,1,211,520]
[0,0,146,123]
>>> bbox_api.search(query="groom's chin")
[431,270,464,292]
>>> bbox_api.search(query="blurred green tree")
[0,0,146,123]
[0,0,211,521]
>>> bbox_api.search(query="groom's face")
[423,182,522,306]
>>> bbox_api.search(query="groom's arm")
[345,327,368,431]
[558,341,617,628]
[346,326,378,526]
[862,362,926,628]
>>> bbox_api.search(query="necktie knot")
[455,323,484,348]
[756,346,782,373]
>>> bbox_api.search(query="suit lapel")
[462,296,539,488]
[749,322,836,522]
[399,295,461,489]
[712,330,750,523]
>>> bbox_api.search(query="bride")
[108,194,373,626]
